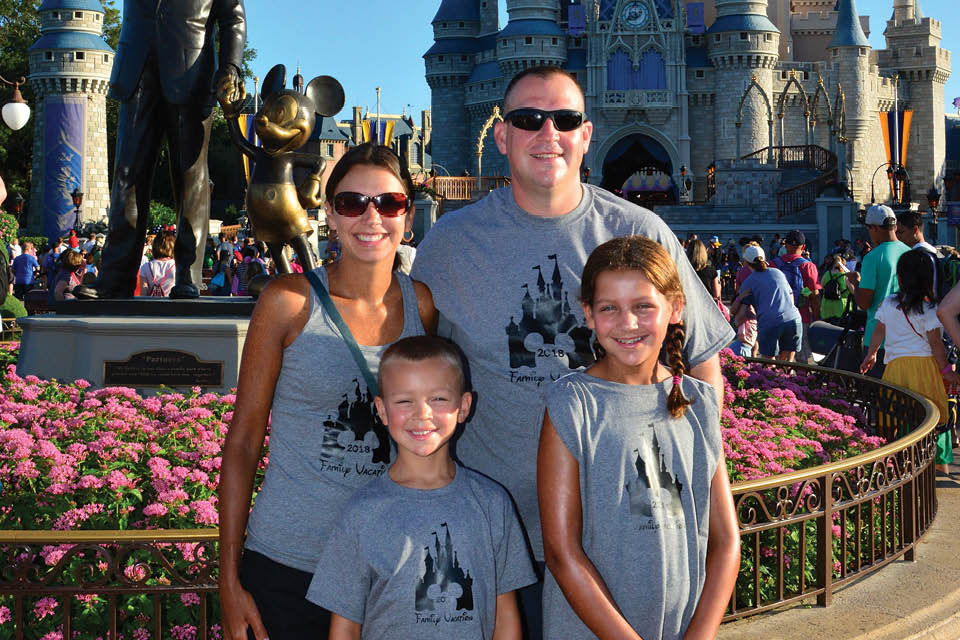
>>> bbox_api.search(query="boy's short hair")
[378,336,467,395]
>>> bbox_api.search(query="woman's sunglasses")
[333,192,410,217]
[503,108,584,132]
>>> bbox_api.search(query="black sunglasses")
[503,108,584,132]
[333,192,410,217]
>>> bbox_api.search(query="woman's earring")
[402,230,414,243]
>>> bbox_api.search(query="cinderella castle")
[425,0,951,239]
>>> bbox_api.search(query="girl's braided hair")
[580,236,691,418]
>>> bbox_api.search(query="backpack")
[773,256,809,305]
[822,271,844,301]
[146,261,174,297]
[913,246,951,302]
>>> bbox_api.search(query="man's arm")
[689,354,724,417]
[845,271,874,310]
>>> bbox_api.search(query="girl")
[51,248,84,301]
[138,231,176,297]
[538,236,740,640]
[861,250,960,474]
[729,244,802,361]
[219,143,437,640]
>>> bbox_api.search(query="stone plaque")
[103,350,223,387]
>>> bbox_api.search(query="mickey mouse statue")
[219,64,345,274]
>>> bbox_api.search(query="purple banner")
[687,3,705,34]
[43,97,85,243]
[568,5,585,36]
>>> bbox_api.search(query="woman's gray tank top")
[244,268,425,571]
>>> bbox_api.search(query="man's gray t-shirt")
[542,372,722,639]
[412,184,734,559]
[306,466,536,639]
[244,269,425,571]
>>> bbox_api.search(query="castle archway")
[599,132,677,207]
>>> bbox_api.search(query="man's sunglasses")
[503,108,584,132]
[333,192,410,217]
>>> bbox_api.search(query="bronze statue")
[75,0,246,299]
[218,64,344,273]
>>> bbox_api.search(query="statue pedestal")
[17,299,254,395]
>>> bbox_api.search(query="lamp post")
[679,164,693,202]
[12,192,24,225]
[71,187,84,232]
[0,74,30,131]
[927,185,941,243]
[870,162,911,207]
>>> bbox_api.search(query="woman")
[51,248,84,301]
[686,239,722,301]
[138,231,176,297]
[729,244,802,361]
[218,144,436,640]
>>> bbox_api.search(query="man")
[896,209,943,296]
[81,232,97,254]
[846,204,911,376]
[76,0,246,299]
[412,66,735,638]
[12,242,39,300]
[772,230,820,363]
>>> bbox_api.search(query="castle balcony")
[600,89,675,109]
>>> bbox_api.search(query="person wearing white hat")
[845,204,911,375]
[729,243,802,361]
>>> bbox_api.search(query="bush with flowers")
[0,346,889,634]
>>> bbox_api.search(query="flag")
[362,119,396,145]
[878,109,913,167]
[686,3,705,35]
[568,4,585,36]
[237,114,258,187]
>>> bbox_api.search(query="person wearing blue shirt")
[12,242,40,300]
[729,243,802,361]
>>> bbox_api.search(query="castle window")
[574,38,582,47]
[502,39,507,46]
[45,51,53,61]
[696,69,704,78]
[482,1,487,6]
[714,34,721,42]
[441,22,447,28]
[552,37,557,45]
[75,11,82,18]
[492,81,497,87]
[438,56,444,62]
[525,37,533,44]
[52,11,59,19]
[95,14,100,21]
[327,144,335,156]
[781,70,788,79]
[461,55,467,61]
[104,54,110,63]
[607,48,665,90]
[765,33,772,41]
[803,71,809,80]
[480,83,484,89]
[74,51,85,60]
[740,32,748,40]
[459,22,464,27]
[692,36,701,45]
[412,142,421,165]
[915,46,922,56]
[859,47,866,56]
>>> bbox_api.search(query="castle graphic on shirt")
[626,427,684,519]
[504,254,594,372]
[320,378,391,465]
[415,523,475,613]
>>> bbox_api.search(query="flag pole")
[376,87,382,145]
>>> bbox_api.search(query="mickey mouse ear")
[261,64,286,96]
[305,76,345,117]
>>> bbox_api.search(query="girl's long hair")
[580,236,691,418]
[895,249,935,315]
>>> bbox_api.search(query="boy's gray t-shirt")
[306,466,536,639]
[411,184,733,559]
[542,372,722,639]
[244,268,425,571]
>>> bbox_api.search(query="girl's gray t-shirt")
[244,268,425,571]
[306,466,536,639]
[542,372,722,640]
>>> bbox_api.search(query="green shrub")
[149,201,177,228]
[18,236,49,254]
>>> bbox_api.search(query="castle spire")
[829,0,870,48]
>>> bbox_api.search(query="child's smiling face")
[583,269,683,381]
[375,357,471,461]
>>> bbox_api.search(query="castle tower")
[27,0,113,239]
[880,0,951,202]
[497,0,566,78]
[425,0,481,175]
[828,0,871,202]
[707,0,780,161]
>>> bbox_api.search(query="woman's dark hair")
[324,143,414,204]
[580,236,691,418]
[895,249,935,315]
[152,231,176,260]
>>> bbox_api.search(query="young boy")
[307,336,536,639]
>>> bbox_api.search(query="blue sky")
[243,0,959,123]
